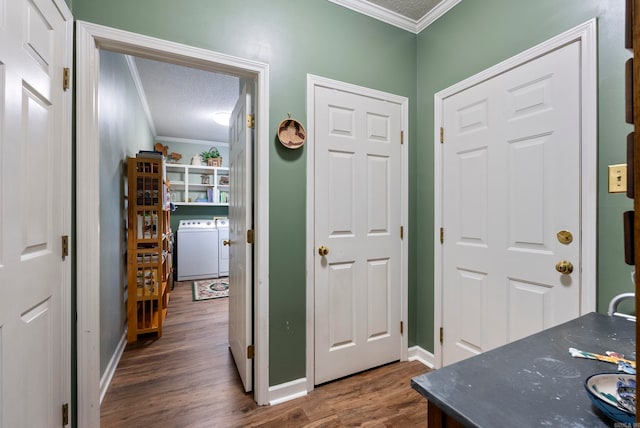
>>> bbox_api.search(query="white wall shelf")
[166,163,229,206]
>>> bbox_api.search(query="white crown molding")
[328,0,417,33]
[328,0,461,34]
[417,0,462,33]
[155,135,229,147]
[125,55,157,136]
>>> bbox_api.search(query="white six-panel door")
[0,0,71,425]
[314,85,402,384]
[228,82,253,392]
[442,41,582,365]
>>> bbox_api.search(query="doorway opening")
[76,21,270,427]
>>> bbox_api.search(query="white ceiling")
[367,0,443,20]
[130,0,450,146]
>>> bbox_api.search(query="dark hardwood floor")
[100,280,430,427]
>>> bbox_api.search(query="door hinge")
[247,229,255,244]
[62,403,69,426]
[439,327,444,344]
[440,227,444,244]
[246,114,255,129]
[247,345,255,359]
[61,235,69,259]
[400,321,404,335]
[400,130,404,145]
[63,67,70,91]
[400,226,404,240]
[440,127,444,144]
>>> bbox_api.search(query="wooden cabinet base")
[428,401,465,428]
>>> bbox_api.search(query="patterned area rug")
[192,278,229,301]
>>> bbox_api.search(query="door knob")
[318,245,329,256]
[555,260,573,274]
[223,240,230,246]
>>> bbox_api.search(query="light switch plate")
[608,164,628,193]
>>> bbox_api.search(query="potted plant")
[200,147,222,166]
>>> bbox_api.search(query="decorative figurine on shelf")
[168,152,182,163]
[200,146,222,166]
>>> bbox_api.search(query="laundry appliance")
[176,219,219,281]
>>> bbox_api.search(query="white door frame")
[305,74,409,392]
[433,19,597,368]
[75,21,270,426]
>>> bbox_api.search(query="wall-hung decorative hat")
[278,115,306,149]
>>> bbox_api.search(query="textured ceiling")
[132,56,239,145]
[130,1,442,146]
[366,0,442,21]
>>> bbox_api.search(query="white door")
[442,42,582,365]
[0,0,71,426]
[314,85,402,384]
[228,82,253,392]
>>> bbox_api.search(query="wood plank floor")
[100,280,430,427]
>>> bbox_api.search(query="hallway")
[100,280,429,427]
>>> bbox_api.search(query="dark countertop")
[411,312,636,427]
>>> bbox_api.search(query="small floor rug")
[192,278,229,301]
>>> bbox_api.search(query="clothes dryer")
[176,219,219,281]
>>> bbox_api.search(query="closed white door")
[228,82,253,392]
[0,0,71,425]
[314,85,402,384]
[442,41,581,365]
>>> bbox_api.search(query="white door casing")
[0,0,72,426]
[229,82,253,392]
[76,22,271,425]
[434,20,597,367]
[308,76,409,386]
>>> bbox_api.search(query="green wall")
[415,1,633,350]
[73,0,418,386]
[77,0,631,386]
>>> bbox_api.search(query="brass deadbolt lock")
[556,230,573,245]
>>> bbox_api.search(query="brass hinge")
[440,127,444,144]
[440,227,444,244]
[400,130,404,145]
[62,403,69,426]
[247,229,255,244]
[400,321,404,335]
[247,345,255,359]
[246,114,255,129]
[439,327,444,344]
[61,235,69,259]
[400,226,404,240]
[63,67,70,91]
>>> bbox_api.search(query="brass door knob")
[318,245,329,256]
[223,240,231,246]
[555,260,573,274]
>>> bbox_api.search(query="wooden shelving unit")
[127,154,172,343]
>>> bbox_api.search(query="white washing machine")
[216,218,229,277]
[177,219,219,281]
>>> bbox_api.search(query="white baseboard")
[408,345,435,369]
[267,349,432,407]
[100,329,128,404]
[268,377,307,405]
